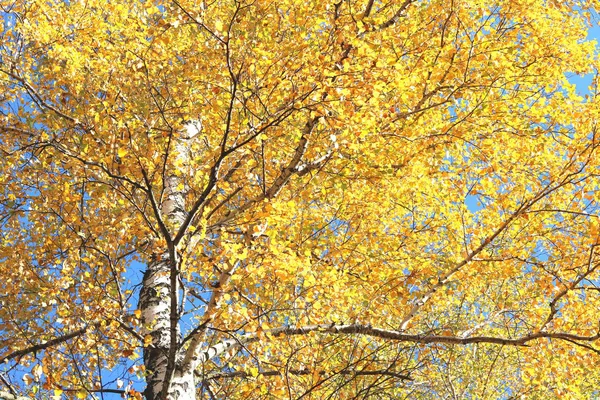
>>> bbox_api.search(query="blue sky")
[570,25,600,94]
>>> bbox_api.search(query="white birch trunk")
[139,122,201,400]
[167,367,196,400]
[139,256,178,399]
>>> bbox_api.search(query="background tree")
[1,0,600,398]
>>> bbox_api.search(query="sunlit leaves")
[1,0,600,398]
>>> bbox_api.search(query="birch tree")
[2,0,600,398]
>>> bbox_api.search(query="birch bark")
[138,122,201,400]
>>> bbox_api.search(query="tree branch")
[363,0,375,18]
[0,325,92,365]
[202,368,412,381]
[379,0,414,30]
[193,323,600,367]
[211,116,322,229]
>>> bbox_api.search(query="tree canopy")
[1,0,600,398]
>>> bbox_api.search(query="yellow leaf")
[32,363,43,380]
[22,374,33,385]
[144,334,153,347]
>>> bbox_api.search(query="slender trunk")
[139,123,201,399]
[139,256,179,399]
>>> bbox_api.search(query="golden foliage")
[1,0,600,398]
